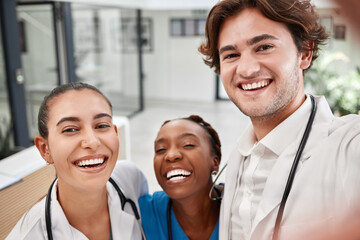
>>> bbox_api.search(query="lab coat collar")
[250,96,335,237]
[42,179,137,240]
[261,95,312,156]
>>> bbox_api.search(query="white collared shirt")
[230,96,312,240]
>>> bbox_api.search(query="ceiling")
[46,0,338,10]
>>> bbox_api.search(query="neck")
[57,179,110,239]
[251,94,306,141]
[171,186,220,240]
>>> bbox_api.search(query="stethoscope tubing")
[45,177,146,240]
[272,95,317,240]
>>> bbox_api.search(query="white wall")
[140,7,360,103]
[317,8,360,73]
[142,10,216,102]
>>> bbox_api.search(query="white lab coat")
[220,96,360,240]
[6,160,148,240]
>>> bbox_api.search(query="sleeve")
[341,120,360,209]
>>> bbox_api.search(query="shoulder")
[111,160,144,187]
[139,191,169,206]
[112,160,142,177]
[6,198,46,239]
[329,114,360,144]
[111,160,148,198]
[138,191,169,239]
[139,191,169,216]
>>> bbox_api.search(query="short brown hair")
[198,0,329,74]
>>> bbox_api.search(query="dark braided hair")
[162,115,222,162]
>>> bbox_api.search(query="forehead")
[157,119,208,140]
[218,8,292,47]
[47,89,111,121]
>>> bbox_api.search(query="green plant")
[305,51,360,115]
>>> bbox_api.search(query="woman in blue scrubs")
[139,115,222,240]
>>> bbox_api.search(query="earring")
[211,170,218,176]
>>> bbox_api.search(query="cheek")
[104,132,119,155]
[153,157,162,176]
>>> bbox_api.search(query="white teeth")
[170,176,186,181]
[166,169,192,179]
[76,158,104,167]
[241,80,270,90]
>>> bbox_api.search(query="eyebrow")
[219,45,237,55]
[154,133,199,144]
[247,34,279,46]
[56,113,112,126]
[219,34,279,55]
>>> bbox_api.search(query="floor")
[128,99,250,192]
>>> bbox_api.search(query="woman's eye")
[62,128,78,133]
[257,44,273,52]
[184,144,195,148]
[155,148,166,153]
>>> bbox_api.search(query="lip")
[73,154,109,173]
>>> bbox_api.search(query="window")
[170,18,206,37]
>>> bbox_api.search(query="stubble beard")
[231,61,301,122]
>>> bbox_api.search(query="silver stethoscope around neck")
[45,177,146,240]
[209,95,317,240]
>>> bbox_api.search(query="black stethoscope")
[209,95,317,240]
[45,177,146,240]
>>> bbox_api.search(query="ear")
[34,135,53,164]
[211,156,220,173]
[299,42,314,70]
[113,125,118,135]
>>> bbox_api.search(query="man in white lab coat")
[199,0,360,239]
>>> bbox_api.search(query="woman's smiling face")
[154,119,218,200]
[36,89,119,193]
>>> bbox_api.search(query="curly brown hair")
[162,115,222,162]
[198,0,329,74]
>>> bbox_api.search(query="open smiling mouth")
[74,158,107,168]
[240,79,271,91]
[166,169,192,181]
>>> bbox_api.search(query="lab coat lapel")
[250,96,334,238]
[220,147,245,239]
[107,182,138,240]
[44,180,88,239]
[250,139,300,237]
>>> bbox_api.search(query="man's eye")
[96,124,110,129]
[224,53,239,59]
[257,44,273,51]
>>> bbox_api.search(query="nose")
[165,147,182,162]
[236,52,261,79]
[81,128,101,150]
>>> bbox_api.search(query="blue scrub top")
[139,191,219,240]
